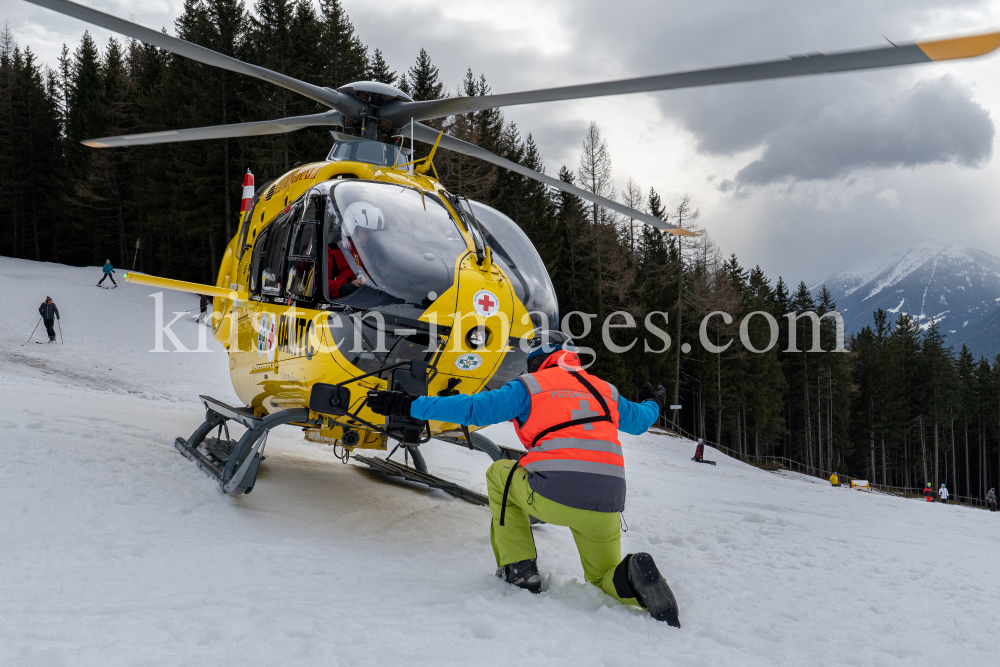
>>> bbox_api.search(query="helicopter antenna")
[415,130,444,179]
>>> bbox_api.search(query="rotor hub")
[336,81,413,139]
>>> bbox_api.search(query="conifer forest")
[1,0,998,500]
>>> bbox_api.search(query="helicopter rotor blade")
[382,31,1000,124]
[23,0,362,116]
[81,112,343,148]
[403,122,695,236]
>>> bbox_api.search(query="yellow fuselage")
[194,159,534,448]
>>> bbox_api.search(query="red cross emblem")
[473,290,499,316]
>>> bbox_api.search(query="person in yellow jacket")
[829,473,839,486]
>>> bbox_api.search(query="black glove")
[366,390,416,417]
[639,382,667,410]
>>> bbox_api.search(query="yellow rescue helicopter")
[24,0,1000,499]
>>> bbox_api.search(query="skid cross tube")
[177,397,312,496]
[219,408,311,494]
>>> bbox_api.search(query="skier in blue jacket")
[97,260,117,288]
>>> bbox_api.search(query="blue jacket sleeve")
[616,396,660,435]
[410,380,531,427]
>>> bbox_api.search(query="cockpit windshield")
[463,200,559,331]
[324,180,469,318]
[326,132,409,168]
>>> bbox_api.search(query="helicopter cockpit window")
[465,200,559,331]
[285,221,317,299]
[249,227,270,294]
[326,133,407,168]
[260,207,296,295]
[325,180,468,318]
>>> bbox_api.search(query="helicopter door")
[249,226,271,296]
[284,195,321,302]
[257,208,296,297]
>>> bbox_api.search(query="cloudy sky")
[6,0,1000,285]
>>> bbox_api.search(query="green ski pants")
[486,459,639,606]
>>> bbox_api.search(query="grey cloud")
[723,76,993,189]
[523,117,591,171]
[552,0,996,182]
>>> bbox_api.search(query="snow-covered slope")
[814,240,1000,358]
[2,256,999,666]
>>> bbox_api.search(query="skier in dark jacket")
[196,294,211,323]
[987,488,997,512]
[38,297,59,343]
[97,260,117,287]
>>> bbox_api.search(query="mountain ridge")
[812,240,1000,359]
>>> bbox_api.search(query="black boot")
[496,558,541,593]
[614,553,681,627]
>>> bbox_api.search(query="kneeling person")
[367,332,680,626]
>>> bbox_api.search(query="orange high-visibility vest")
[513,351,625,512]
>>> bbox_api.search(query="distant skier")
[829,473,839,487]
[691,438,716,465]
[938,483,949,504]
[97,260,117,288]
[196,294,211,323]
[38,297,59,343]
[986,488,996,512]
[923,483,934,502]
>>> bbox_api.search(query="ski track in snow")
[2,256,999,666]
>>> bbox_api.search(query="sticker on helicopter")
[472,289,500,317]
[257,312,277,361]
[454,353,483,371]
[342,201,385,235]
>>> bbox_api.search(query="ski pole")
[58,320,64,345]
[27,317,41,343]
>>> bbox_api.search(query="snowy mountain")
[2,256,999,665]
[813,240,1000,359]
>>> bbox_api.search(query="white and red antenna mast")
[240,169,255,222]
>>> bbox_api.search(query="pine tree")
[407,48,443,102]
[367,49,395,84]
[957,345,977,498]
[317,0,368,89]
[60,31,103,263]
[920,318,958,490]
[437,69,497,201]
[0,40,62,261]
[578,121,614,227]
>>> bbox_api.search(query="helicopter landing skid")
[352,453,488,506]
[175,396,313,496]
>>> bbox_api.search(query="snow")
[809,247,903,297]
[2,256,999,666]
[816,240,1000,358]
